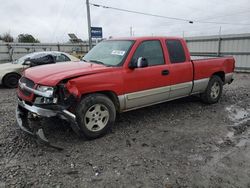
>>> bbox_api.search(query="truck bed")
[191,56,235,80]
[191,56,224,60]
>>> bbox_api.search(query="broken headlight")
[37,85,54,97]
[34,85,57,104]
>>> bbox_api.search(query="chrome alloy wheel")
[210,81,220,99]
[84,104,110,132]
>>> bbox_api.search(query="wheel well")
[81,91,120,112]
[2,72,21,83]
[212,71,225,83]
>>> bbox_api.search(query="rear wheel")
[3,73,21,88]
[76,94,116,139]
[201,75,223,104]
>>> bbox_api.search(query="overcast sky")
[0,0,250,42]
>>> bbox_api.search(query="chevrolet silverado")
[16,37,235,147]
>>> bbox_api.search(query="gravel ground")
[0,73,250,188]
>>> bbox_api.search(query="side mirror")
[129,57,148,69]
[23,59,31,66]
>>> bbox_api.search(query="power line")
[90,3,250,26]
[90,3,194,24]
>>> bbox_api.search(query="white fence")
[0,42,89,63]
[186,33,250,72]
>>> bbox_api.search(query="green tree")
[18,34,40,43]
[0,32,14,42]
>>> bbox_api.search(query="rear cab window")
[166,40,186,63]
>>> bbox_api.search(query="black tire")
[75,94,116,139]
[3,73,21,88]
[201,75,223,104]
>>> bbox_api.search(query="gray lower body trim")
[118,73,233,112]
[118,95,126,112]
[125,85,170,110]
[170,81,193,98]
[119,94,190,112]
[119,82,192,111]
[191,78,209,94]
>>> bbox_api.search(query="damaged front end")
[16,78,81,150]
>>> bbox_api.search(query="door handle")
[162,69,169,76]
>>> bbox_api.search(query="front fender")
[65,71,124,99]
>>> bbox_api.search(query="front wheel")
[3,73,21,88]
[201,75,223,104]
[76,94,116,139]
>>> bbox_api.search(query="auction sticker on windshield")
[111,50,126,56]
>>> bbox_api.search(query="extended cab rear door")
[164,39,193,99]
[123,39,171,110]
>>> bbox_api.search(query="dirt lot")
[0,73,250,188]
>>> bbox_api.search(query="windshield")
[82,40,134,66]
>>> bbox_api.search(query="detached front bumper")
[16,98,82,150]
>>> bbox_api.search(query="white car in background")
[0,51,79,88]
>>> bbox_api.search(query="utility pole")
[86,0,92,49]
[218,26,222,37]
[217,26,222,57]
[130,26,132,37]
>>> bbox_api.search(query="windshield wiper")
[89,60,105,65]
[84,59,113,67]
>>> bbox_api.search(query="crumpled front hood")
[23,61,113,86]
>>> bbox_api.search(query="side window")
[132,40,164,66]
[166,40,186,63]
[55,54,71,62]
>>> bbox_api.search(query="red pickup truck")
[16,36,234,146]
